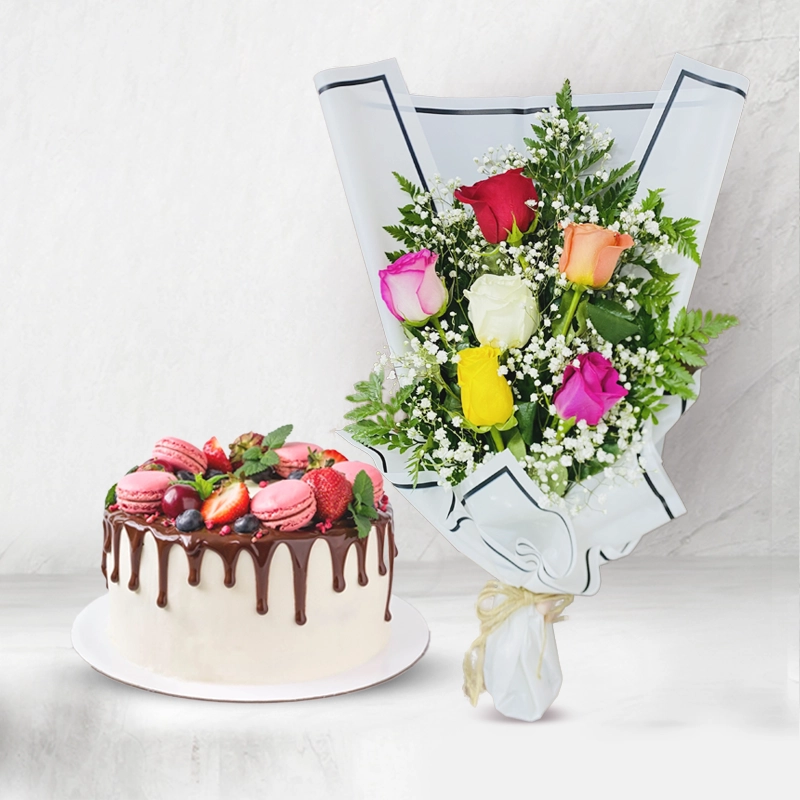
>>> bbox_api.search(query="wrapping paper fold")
[317,55,747,717]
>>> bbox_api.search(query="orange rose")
[558,223,634,289]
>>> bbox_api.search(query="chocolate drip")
[103,507,396,625]
[384,515,395,621]
[126,527,146,591]
[324,535,370,593]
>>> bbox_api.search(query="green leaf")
[263,424,293,450]
[393,171,421,198]
[352,470,376,509]
[586,299,641,344]
[242,461,267,477]
[352,513,373,539]
[105,484,117,508]
[506,431,526,461]
[515,402,538,446]
[259,450,280,469]
[242,446,263,461]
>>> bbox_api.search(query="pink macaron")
[251,480,316,531]
[152,437,207,475]
[332,461,384,505]
[274,442,321,478]
[116,470,175,515]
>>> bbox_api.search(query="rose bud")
[558,223,634,289]
[456,346,514,427]
[465,274,539,350]
[379,249,447,324]
[454,168,538,244]
[553,352,628,426]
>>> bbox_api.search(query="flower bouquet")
[316,55,748,720]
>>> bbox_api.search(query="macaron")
[152,437,207,475]
[274,442,321,478]
[116,471,175,515]
[332,461,384,505]
[251,481,316,532]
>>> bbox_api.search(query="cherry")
[162,484,202,517]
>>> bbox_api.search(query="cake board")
[72,594,429,702]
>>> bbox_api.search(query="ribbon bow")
[462,579,574,707]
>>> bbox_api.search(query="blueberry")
[205,469,226,479]
[287,469,305,480]
[233,514,260,534]
[176,470,195,481]
[247,469,273,483]
[175,509,204,532]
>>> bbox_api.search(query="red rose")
[454,168,539,244]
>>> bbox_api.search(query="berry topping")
[233,514,260,534]
[161,484,202,517]
[205,469,227,480]
[287,469,305,480]
[137,458,174,472]
[203,437,233,474]
[228,432,264,470]
[201,480,251,527]
[301,468,353,522]
[175,509,204,532]
[175,470,195,481]
[307,449,348,470]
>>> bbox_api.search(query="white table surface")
[1,555,797,799]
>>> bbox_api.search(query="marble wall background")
[0,0,796,573]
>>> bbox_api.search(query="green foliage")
[233,423,292,478]
[175,472,227,501]
[648,309,738,400]
[105,484,117,508]
[348,470,380,538]
[262,424,293,450]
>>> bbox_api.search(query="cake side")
[104,508,396,684]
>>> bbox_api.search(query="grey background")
[0,0,796,573]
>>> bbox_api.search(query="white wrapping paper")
[317,56,747,718]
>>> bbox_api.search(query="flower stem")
[489,427,505,452]
[431,316,451,351]
[559,285,585,338]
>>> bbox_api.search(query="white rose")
[465,274,539,349]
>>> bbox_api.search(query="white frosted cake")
[102,430,395,684]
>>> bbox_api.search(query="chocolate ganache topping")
[102,508,396,624]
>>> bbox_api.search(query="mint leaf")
[242,461,267,477]
[105,484,117,508]
[242,446,263,462]
[353,513,373,539]
[263,424,293,450]
[352,470,375,508]
[259,450,280,469]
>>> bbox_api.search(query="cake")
[102,426,396,684]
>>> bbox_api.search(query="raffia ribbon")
[462,580,574,707]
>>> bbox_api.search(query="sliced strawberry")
[203,437,233,473]
[307,448,348,470]
[301,468,353,522]
[321,449,347,464]
[201,481,250,527]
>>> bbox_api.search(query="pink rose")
[379,249,447,323]
[553,352,628,426]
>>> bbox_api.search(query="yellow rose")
[457,346,514,427]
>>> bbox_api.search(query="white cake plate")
[72,594,429,702]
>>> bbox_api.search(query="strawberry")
[307,448,348,470]
[322,449,347,464]
[228,432,264,469]
[301,468,353,522]
[203,437,233,473]
[201,480,250,527]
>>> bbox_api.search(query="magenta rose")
[379,249,447,323]
[454,168,538,244]
[553,352,628,426]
